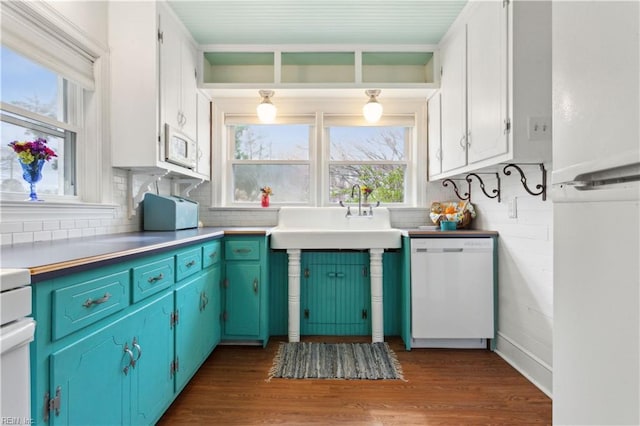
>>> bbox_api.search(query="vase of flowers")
[8,138,57,201]
[361,185,373,205]
[260,186,273,207]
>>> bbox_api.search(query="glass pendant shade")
[257,90,277,123]
[363,89,383,123]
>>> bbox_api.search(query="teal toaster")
[143,193,199,230]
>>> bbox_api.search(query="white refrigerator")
[552,2,640,424]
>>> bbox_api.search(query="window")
[227,120,313,204]
[216,100,423,208]
[1,46,80,198]
[327,125,409,204]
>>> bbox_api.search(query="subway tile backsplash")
[1,169,432,246]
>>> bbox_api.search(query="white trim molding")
[494,331,553,398]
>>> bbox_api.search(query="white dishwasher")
[410,238,494,349]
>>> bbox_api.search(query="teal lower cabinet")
[49,309,131,425]
[31,238,224,425]
[174,266,220,391]
[301,252,371,336]
[221,236,269,347]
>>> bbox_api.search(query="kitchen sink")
[271,206,401,344]
[270,207,402,249]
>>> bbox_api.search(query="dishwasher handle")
[415,248,464,253]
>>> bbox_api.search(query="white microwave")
[165,123,197,169]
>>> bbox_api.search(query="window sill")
[0,199,119,222]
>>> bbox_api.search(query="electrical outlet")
[528,116,552,141]
[508,197,518,219]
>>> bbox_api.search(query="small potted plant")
[260,186,273,207]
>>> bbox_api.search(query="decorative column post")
[369,248,384,343]
[287,249,301,342]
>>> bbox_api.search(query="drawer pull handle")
[123,343,134,375]
[147,273,164,283]
[82,292,111,308]
[253,278,259,294]
[185,260,196,268]
[234,248,251,254]
[132,337,142,365]
[209,251,218,258]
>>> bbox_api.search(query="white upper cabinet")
[109,2,208,180]
[160,12,198,142]
[439,27,467,173]
[196,91,211,178]
[431,0,551,179]
[427,92,442,178]
[466,0,508,165]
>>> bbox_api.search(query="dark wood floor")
[158,336,551,425]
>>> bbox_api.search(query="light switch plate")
[508,197,517,219]
[528,116,552,141]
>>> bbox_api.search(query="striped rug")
[267,342,404,381]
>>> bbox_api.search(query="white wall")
[46,1,108,47]
[427,165,553,396]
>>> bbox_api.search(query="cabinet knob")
[253,278,259,294]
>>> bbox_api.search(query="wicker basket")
[430,201,475,229]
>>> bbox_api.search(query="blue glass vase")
[20,159,45,201]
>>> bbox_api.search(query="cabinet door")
[466,1,508,164]
[440,28,468,172]
[427,92,442,178]
[334,264,371,335]
[180,39,198,141]
[203,265,222,350]
[50,319,130,425]
[159,5,182,133]
[196,91,211,178]
[130,292,175,424]
[303,264,337,334]
[175,274,206,391]
[224,263,261,337]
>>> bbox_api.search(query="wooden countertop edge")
[26,232,230,276]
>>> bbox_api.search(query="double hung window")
[1,46,80,198]
[325,121,410,204]
[226,117,314,204]
[223,112,415,206]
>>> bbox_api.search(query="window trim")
[322,121,414,206]
[0,1,110,207]
[225,118,316,206]
[211,97,428,208]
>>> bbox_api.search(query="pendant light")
[256,90,277,123]
[362,89,383,123]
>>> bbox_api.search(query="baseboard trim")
[494,332,553,398]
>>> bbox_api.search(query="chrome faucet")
[351,184,363,216]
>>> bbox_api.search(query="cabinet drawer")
[176,247,202,281]
[132,256,175,302]
[202,241,222,268]
[52,270,130,340]
[225,240,260,261]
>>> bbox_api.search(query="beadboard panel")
[268,249,403,337]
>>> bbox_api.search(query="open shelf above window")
[201,47,439,88]
[362,52,435,84]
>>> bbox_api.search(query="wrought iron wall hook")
[502,163,547,201]
[465,172,501,202]
[442,178,471,201]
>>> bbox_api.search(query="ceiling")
[167,1,467,46]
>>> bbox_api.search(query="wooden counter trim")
[25,228,270,278]
[27,232,224,276]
